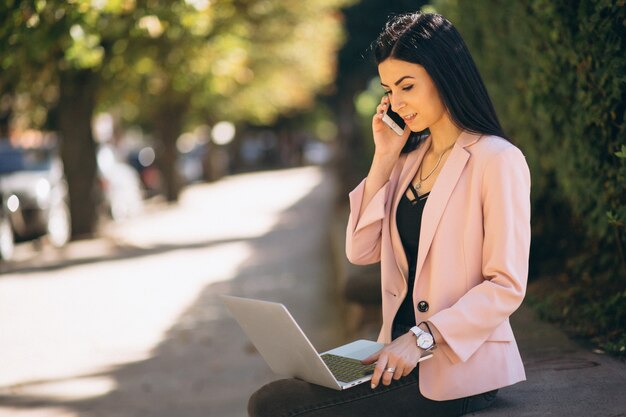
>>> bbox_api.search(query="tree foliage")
[0,0,350,231]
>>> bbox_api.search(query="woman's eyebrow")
[380,75,416,87]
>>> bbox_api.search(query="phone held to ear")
[382,106,406,136]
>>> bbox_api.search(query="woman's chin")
[408,125,426,133]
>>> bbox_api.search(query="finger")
[370,353,388,389]
[381,361,397,386]
[402,364,415,377]
[392,366,404,380]
[373,112,384,125]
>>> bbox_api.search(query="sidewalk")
[0,167,347,417]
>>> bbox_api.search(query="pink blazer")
[346,131,531,400]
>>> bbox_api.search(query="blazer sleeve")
[345,178,391,265]
[428,146,531,363]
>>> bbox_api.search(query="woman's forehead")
[378,59,427,85]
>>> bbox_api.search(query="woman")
[248,12,530,417]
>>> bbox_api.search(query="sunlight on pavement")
[0,241,253,387]
[0,167,324,404]
[0,407,79,417]
[112,167,324,247]
[3,376,116,402]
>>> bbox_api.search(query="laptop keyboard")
[320,353,376,383]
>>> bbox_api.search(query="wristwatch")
[410,325,435,351]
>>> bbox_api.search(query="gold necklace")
[414,143,454,190]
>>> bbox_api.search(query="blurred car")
[178,142,208,184]
[0,191,15,260]
[127,146,162,197]
[303,140,333,165]
[97,145,144,221]
[0,143,71,249]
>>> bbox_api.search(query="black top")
[393,183,429,328]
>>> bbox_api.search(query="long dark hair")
[372,12,507,152]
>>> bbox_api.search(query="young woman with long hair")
[248,12,531,417]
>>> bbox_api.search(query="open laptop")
[221,295,432,390]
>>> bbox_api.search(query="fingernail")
[371,383,376,389]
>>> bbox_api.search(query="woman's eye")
[402,85,413,92]
[384,91,392,96]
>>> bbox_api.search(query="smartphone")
[382,106,406,136]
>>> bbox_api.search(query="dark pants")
[248,326,498,417]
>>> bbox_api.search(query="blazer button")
[417,301,429,312]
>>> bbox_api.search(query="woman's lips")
[403,113,417,122]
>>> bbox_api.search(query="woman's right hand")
[372,95,410,158]
[357,96,409,217]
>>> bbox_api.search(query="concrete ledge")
[331,205,382,341]
[342,264,381,305]
[479,304,626,416]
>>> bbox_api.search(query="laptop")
[220,295,433,390]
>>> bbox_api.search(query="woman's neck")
[428,115,462,154]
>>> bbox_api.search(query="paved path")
[0,166,344,417]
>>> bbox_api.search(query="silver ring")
[384,367,396,373]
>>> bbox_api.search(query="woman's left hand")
[361,332,422,389]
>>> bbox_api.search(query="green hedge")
[432,0,626,356]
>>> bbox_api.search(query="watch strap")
[409,325,424,338]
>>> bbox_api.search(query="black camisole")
[393,183,429,328]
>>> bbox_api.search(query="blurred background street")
[0,166,345,417]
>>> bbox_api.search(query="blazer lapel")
[389,137,431,287]
[414,132,480,282]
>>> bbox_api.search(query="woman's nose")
[390,98,404,112]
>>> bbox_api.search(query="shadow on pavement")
[1,169,344,417]
[1,236,249,277]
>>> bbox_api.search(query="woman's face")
[378,58,447,133]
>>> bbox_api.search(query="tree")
[104,0,351,200]
[1,0,351,234]
[0,1,137,237]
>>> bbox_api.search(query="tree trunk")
[154,98,186,202]
[0,92,13,139]
[334,74,370,196]
[57,69,99,238]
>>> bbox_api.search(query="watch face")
[417,333,434,349]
